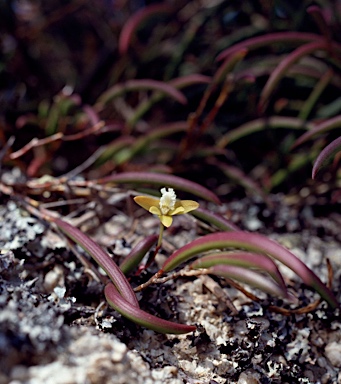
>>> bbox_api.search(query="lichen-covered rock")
[1,195,340,384]
[325,341,341,368]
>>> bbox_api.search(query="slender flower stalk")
[157,222,164,247]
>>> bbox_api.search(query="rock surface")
[0,195,340,384]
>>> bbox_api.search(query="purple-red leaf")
[105,283,196,334]
[120,235,158,274]
[98,172,221,205]
[94,136,135,167]
[190,251,286,294]
[118,4,173,55]
[128,122,189,155]
[216,32,323,62]
[128,77,211,127]
[169,74,212,88]
[307,6,332,44]
[54,218,139,307]
[217,116,311,146]
[96,79,187,110]
[161,232,338,308]
[312,136,341,179]
[214,49,248,84]
[190,207,240,231]
[292,115,341,148]
[208,265,286,298]
[214,161,271,205]
[259,41,329,113]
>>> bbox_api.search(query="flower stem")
[135,223,164,274]
[157,223,164,247]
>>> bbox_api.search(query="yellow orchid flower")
[134,187,199,228]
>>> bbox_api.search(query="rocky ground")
[0,191,340,384]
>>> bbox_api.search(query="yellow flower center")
[159,187,176,215]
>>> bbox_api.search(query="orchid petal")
[150,206,161,215]
[160,215,173,227]
[180,200,200,213]
[171,206,185,215]
[134,196,160,211]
